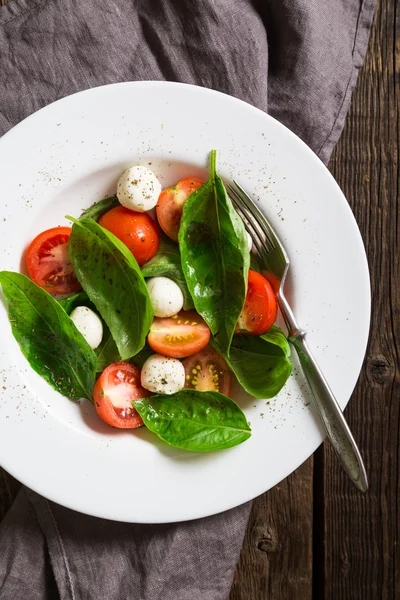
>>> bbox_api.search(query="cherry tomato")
[26,226,81,295]
[99,206,160,266]
[183,347,232,397]
[93,362,150,429]
[156,177,203,242]
[147,310,210,358]
[236,270,277,335]
[261,270,281,295]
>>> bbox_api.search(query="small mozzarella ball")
[146,277,184,318]
[117,166,161,212]
[70,306,103,349]
[141,354,185,395]
[246,232,253,253]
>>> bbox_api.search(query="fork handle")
[288,330,368,492]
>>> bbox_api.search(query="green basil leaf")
[95,328,121,372]
[129,344,154,369]
[261,325,291,359]
[68,218,153,360]
[179,150,249,355]
[217,328,292,399]
[79,196,119,221]
[134,389,251,451]
[58,291,120,372]
[141,235,194,310]
[0,271,96,400]
[58,290,94,314]
[250,252,261,273]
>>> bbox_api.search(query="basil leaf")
[179,150,249,355]
[250,252,261,273]
[134,389,251,451]
[79,196,119,221]
[141,235,194,310]
[58,291,120,372]
[218,328,292,399]
[0,271,96,400]
[58,290,93,313]
[261,325,291,358]
[129,344,154,369]
[95,328,121,372]
[68,218,153,360]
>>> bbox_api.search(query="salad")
[0,150,292,452]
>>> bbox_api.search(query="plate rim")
[0,81,371,523]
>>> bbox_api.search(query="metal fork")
[228,181,368,493]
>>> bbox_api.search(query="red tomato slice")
[93,362,150,429]
[236,270,277,335]
[99,206,160,266]
[156,177,203,242]
[147,310,210,358]
[26,226,81,295]
[183,347,232,397]
[261,270,281,295]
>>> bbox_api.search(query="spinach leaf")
[216,326,292,399]
[141,235,194,310]
[79,196,119,221]
[0,272,96,400]
[179,150,249,355]
[68,218,153,360]
[134,389,251,451]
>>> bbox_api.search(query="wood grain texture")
[317,0,400,598]
[230,459,313,600]
[231,0,399,597]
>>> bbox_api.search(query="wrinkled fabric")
[0,487,250,600]
[0,1,375,598]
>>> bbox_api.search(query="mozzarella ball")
[70,306,103,349]
[246,231,253,253]
[141,354,185,395]
[146,277,184,318]
[117,166,161,212]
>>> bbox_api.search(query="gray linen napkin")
[0,1,375,599]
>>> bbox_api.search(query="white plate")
[0,82,370,523]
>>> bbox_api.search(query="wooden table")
[230,1,399,597]
[0,1,398,598]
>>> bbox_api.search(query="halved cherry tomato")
[261,270,281,295]
[93,362,150,429]
[156,177,203,242]
[26,226,81,295]
[183,347,232,397]
[147,310,210,358]
[99,206,160,266]
[235,270,277,335]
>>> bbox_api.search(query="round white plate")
[0,82,370,523]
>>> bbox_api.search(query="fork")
[228,181,368,493]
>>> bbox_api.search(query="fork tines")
[227,181,289,270]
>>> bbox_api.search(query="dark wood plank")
[231,0,399,598]
[316,0,399,598]
[230,459,313,600]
